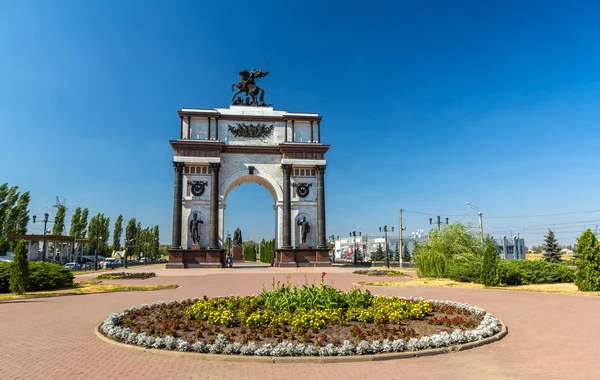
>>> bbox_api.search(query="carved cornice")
[228,123,274,138]
[315,165,327,174]
[281,164,293,173]
[209,163,221,173]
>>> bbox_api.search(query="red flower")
[322,272,326,277]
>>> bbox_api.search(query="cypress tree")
[402,243,411,262]
[574,229,600,291]
[542,229,562,263]
[9,240,29,295]
[371,244,385,261]
[480,242,500,287]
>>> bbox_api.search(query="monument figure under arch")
[167,69,331,268]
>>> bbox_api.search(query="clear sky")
[2,0,600,247]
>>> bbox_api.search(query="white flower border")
[100,296,501,357]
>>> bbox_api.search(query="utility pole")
[478,211,483,242]
[399,209,406,268]
[466,202,483,243]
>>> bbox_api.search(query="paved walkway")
[1,266,599,380]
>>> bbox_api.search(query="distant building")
[493,237,526,260]
[334,234,428,261]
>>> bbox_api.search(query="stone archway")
[167,103,331,268]
[220,170,282,251]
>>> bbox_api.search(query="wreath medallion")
[190,181,208,196]
[294,183,312,198]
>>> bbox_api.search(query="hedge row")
[0,262,74,293]
[448,259,574,285]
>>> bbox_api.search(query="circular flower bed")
[96,272,156,280]
[353,269,405,276]
[100,281,501,357]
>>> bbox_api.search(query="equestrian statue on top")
[231,66,271,106]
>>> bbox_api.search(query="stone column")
[209,163,221,249]
[316,165,327,249]
[281,164,292,248]
[171,162,184,249]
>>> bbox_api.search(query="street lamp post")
[429,215,449,231]
[125,239,132,269]
[466,202,483,242]
[379,225,394,268]
[350,231,361,265]
[32,213,54,262]
[328,234,338,263]
[94,236,105,271]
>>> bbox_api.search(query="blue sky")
[2,0,600,246]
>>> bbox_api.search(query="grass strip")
[357,278,600,296]
[0,280,178,301]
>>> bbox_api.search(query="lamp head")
[33,215,37,223]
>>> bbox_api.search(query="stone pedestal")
[300,243,310,249]
[167,248,225,268]
[232,246,244,262]
[191,244,200,250]
[275,248,331,267]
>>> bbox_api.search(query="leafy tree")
[9,240,28,294]
[52,205,67,235]
[125,218,138,259]
[151,225,160,260]
[0,186,31,253]
[79,208,89,237]
[480,243,500,287]
[402,243,411,262]
[371,244,385,261]
[574,229,600,291]
[14,192,30,235]
[542,229,562,263]
[69,207,82,237]
[414,222,484,277]
[113,214,123,251]
[86,213,110,256]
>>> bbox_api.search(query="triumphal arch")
[167,69,331,268]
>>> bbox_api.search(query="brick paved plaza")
[1,266,599,380]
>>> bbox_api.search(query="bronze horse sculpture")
[231,69,269,106]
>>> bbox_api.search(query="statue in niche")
[190,213,204,245]
[297,216,311,245]
[233,227,243,246]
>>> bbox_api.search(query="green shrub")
[447,259,481,282]
[415,223,484,277]
[574,229,600,291]
[448,259,574,285]
[480,243,500,287]
[0,262,11,292]
[500,260,574,285]
[0,262,74,293]
[9,240,29,294]
[27,262,74,291]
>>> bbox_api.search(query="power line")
[403,208,600,219]
[486,210,600,219]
